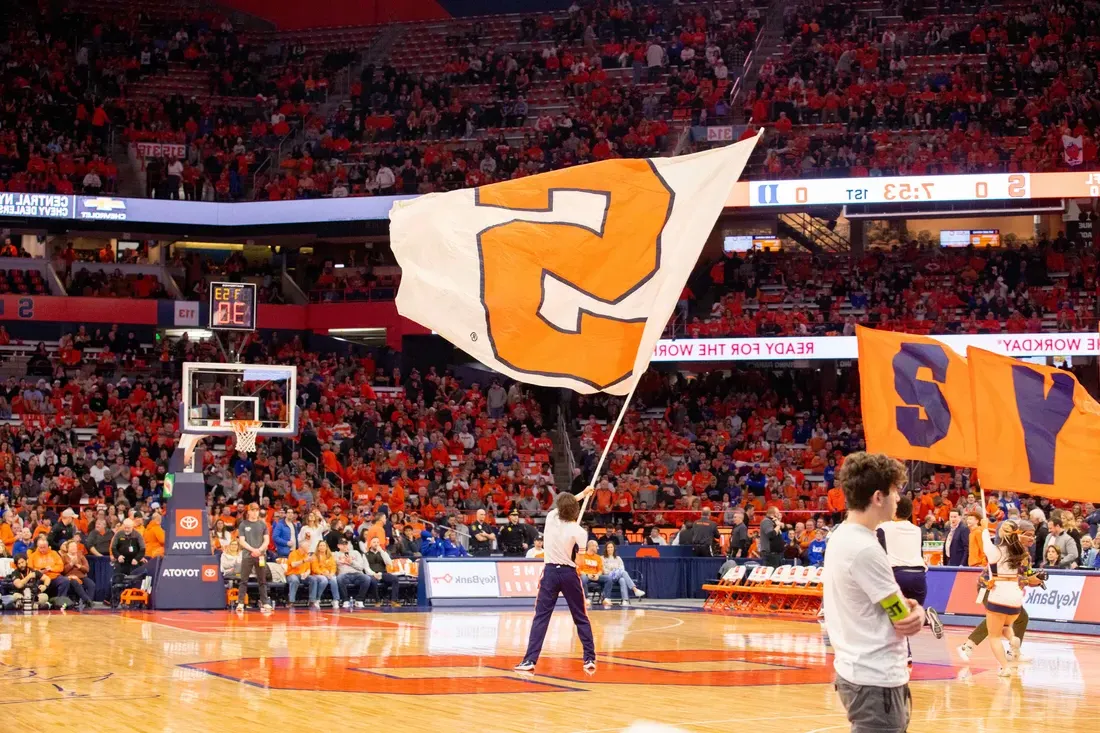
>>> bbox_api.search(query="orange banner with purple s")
[856,326,977,466]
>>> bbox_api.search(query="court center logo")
[185,651,964,695]
[176,509,203,537]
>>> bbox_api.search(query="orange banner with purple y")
[968,346,1100,501]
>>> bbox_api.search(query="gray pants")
[238,553,268,607]
[835,676,911,732]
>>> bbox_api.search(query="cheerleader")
[976,515,1031,676]
[957,519,1043,664]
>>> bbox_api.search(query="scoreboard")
[209,281,257,331]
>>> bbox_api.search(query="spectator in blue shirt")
[12,527,31,557]
[271,508,299,558]
[807,529,827,566]
[420,529,442,558]
[442,530,469,557]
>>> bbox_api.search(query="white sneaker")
[601,598,611,608]
[633,588,646,598]
[260,604,273,614]
[926,608,944,639]
[331,600,340,610]
[354,601,365,609]
[513,661,536,672]
[956,643,973,662]
[341,601,352,609]
[621,600,630,607]
[583,660,597,673]
[1007,642,1032,663]
[235,603,245,613]
[310,601,321,609]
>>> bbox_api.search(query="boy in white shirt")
[824,453,925,732]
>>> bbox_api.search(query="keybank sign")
[1024,576,1085,621]
[427,562,501,599]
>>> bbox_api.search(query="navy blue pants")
[522,563,595,663]
[893,567,927,606]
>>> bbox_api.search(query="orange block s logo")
[475,161,673,390]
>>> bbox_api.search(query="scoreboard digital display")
[724,235,782,253]
[209,281,257,331]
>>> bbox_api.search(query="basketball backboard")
[180,362,298,437]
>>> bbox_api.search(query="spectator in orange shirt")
[144,510,165,558]
[827,485,846,524]
[365,514,388,549]
[28,536,70,599]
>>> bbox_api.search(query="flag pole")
[579,377,641,521]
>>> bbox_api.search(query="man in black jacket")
[47,509,77,550]
[759,507,784,567]
[728,510,750,558]
[691,508,720,557]
[468,509,495,557]
[109,518,146,605]
[498,509,534,556]
[943,509,969,566]
[392,525,422,558]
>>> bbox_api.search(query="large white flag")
[389,136,759,394]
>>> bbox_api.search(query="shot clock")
[209,281,257,331]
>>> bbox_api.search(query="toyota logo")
[179,515,199,531]
[202,567,217,579]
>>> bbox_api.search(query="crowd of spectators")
[0,329,569,607]
[67,268,167,300]
[256,0,761,199]
[677,235,1099,338]
[745,0,1100,178]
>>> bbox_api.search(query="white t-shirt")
[877,519,926,568]
[823,522,909,687]
[542,508,586,566]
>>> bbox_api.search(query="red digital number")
[216,301,231,325]
[233,301,247,326]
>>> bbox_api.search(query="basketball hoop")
[230,420,262,453]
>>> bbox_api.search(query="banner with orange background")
[856,326,977,467]
[968,347,1100,502]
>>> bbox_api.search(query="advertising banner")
[426,561,501,598]
[153,555,225,609]
[497,561,542,598]
[163,472,215,556]
[0,193,73,219]
[936,567,1100,624]
[651,332,1100,363]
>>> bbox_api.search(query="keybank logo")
[1026,588,1080,610]
[432,573,496,585]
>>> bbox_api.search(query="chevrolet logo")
[83,197,127,212]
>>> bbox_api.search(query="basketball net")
[230,420,262,453]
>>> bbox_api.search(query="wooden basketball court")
[4,606,1093,732]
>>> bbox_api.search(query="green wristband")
[879,592,910,622]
